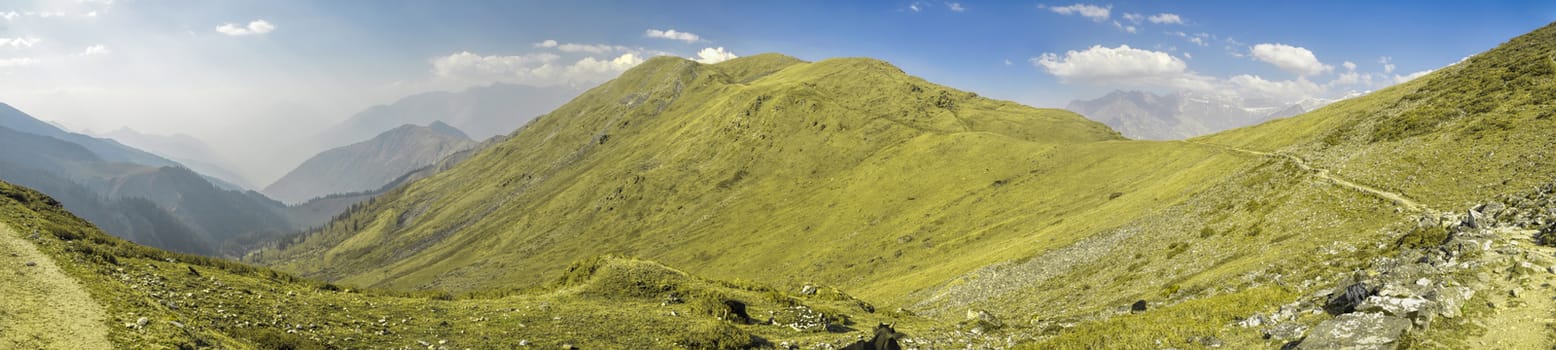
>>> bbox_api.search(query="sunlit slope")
[260,53,1280,299]
[0,180,921,348]
[1200,22,1556,209]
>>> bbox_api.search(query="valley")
[1,3,1553,348]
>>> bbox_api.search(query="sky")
[2,0,1553,184]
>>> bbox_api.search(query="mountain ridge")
[263,122,479,204]
[1066,89,1349,140]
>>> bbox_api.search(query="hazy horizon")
[3,0,1552,186]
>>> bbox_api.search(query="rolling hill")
[263,122,478,204]
[0,179,925,349]
[250,22,1556,348]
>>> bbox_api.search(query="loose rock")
[1298,312,1410,350]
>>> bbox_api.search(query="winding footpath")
[1190,140,1556,348]
[1187,141,1426,213]
[0,223,112,349]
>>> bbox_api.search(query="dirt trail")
[0,223,112,349]
[1466,228,1556,349]
[1185,141,1556,347]
[1186,141,1426,212]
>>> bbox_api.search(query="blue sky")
[1,0,1553,180]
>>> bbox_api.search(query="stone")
[771,305,830,332]
[1238,314,1266,327]
[1264,322,1307,340]
[1510,288,1523,298]
[23,261,35,267]
[1477,202,1506,218]
[800,284,817,296]
[1131,300,1148,312]
[1356,296,1429,317]
[1324,282,1374,315]
[1428,286,1473,318]
[1464,210,1485,229]
[963,308,1002,332]
[1297,312,1411,350]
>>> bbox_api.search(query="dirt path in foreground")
[1465,228,1556,349]
[0,222,112,349]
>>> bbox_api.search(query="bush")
[1396,225,1450,249]
[673,319,753,350]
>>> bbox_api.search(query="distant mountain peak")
[425,121,469,139]
[1066,89,1342,140]
[264,122,479,204]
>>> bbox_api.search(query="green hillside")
[6,21,1556,348]
[1199,23,1556,209]
[0,179,924,349]
[247,22,1556,348]
[251,48,1393,342]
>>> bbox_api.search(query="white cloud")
[1342,61,1356,71]
[1166,31,1210,47]
[1045,3,1111,22]
[1111,21,1137,33]
[1,11,18,20]
[1004,59,1013,66]
[1033,44,1215,91]
[693,47,737,64]
[1379,56,1395,74]
[216,20,275,36]
[1182,52,1192,59]
[564,53,645,81]
[1227,74,1322,103]
[1147,13,1183,24]
[0,37,42,48]
[431,51,646,87]
[1250,43,1332,76]
[533,40,628,54]
[78,44,109,56]
[1122,13,1143,23]
[948,2,965,12]
[645,28,702,43]
[1393,70,1432,84]
[909,2,922,12]
[0,57,37,67]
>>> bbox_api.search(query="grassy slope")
[1020,22,1556,348]
[256,54,1260,299]
[1200,22,1556,210]
[251,23,1556,348]
[254,51,1423,349]
[0,180,929,348]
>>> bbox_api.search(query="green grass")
[1200,22,1556,210]
[252,22,1556,346]
[0,180,930,348]
[15,21,1549,348]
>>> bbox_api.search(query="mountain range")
[5,21,1556,349]
[98,127,255,191]
[263,122,477,204]
[0,104,296,256]
[311,83,582,151]
[1066,90,1357,140]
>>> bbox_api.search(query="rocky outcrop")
[1249,182,1556,349]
